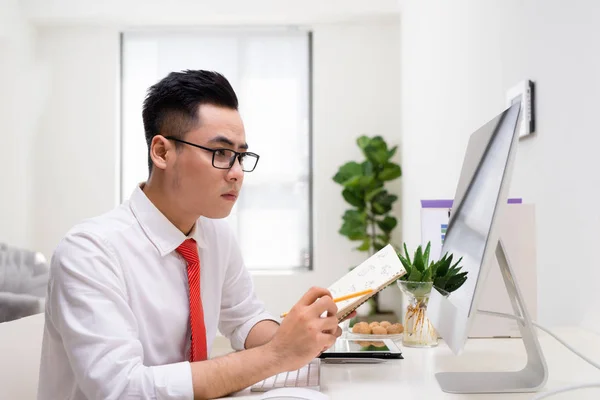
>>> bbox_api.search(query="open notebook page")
[327,244,406,321]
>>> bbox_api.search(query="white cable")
[478,310,600,399]
[478,310,600,371]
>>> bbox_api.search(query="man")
[38,70,350,399]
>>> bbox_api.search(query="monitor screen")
[440,104,521,316]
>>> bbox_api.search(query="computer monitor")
[427,101,548,393]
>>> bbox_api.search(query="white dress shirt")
[37,186,275,400]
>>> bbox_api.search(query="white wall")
[253,21,402,316]
[27,20,402,316]
[33,27,120,258]
[399,0,600,327]
[0,0,42,249]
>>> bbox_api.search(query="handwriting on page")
[327,244,405,314]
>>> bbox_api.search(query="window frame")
[118,29,314,272]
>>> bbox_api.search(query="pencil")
[279,288,374,318]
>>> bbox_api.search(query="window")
[120,29,312,271]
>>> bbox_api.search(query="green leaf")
[435,253,452,277]
[362,136,389,166]
[372,202,385,215]
[355,237,371,251]
[357,175,375,190]
[378,163,402,181]
[403,243,412,265]
[408,268,422,282]
[339,210,367,241]
[342,209,366,223]
[397,253,412,274]
[447,264,462,277]
[356,136,370,150]
[423,241,431,269]
[342,188,365,209]
[388,146,398,159]
[450,271,468,281]
[370,136,387,148]
[413,246,425,272]
[333,161,362,185]
[339,228,366,241]
[445,272,468,292]
[422,267,433,282]
[361,161,374,177]
[450,256,463,271]
[433,276,448,290]
[373,240,386,251]
[365,187,385,202]
[342,175,362,188]
[371,191,398,215]
[401,266,412,280]
[376,216,397,234]
[365,146,389,166]
[429,261,437,279]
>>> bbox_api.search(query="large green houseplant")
[332,135,402,313]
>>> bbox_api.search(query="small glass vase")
[397,281,447,348]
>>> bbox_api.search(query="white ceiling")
[20,0,401,27]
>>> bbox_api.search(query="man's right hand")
[267,287,341,371]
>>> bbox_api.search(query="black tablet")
[318,338,403,359]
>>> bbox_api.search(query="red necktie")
[176,238,207,362]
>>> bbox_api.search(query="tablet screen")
[322,338,402,355]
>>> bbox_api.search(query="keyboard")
[250,359,320,392]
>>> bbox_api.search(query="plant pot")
[397,281,447,348]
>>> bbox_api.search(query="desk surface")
[217,328,600,400]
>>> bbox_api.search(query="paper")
[420,207,450,261]
[327,244,406,320]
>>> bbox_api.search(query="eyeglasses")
[165,136,260,172]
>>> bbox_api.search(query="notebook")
[327,244,407,321]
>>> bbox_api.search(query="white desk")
[216,328,600,400]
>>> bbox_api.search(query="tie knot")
[176,238,199,264]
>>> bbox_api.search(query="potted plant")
[396,242,468,347]
[332,135,401,314]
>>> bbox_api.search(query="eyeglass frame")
[164,136,260,172]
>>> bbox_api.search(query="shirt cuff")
[231,312,279,351]
[151,361,194,400]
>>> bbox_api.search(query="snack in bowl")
[386,323,404,334]
[352,321,371,335]
[371,326,387,335]
[351,320,404,335]
[379,321,392,329]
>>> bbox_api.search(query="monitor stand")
[435,240,548,393]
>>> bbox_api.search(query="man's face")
[169,104,247,219]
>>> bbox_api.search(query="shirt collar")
[129,184,207,256]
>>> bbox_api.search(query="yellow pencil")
[279,288,374,318]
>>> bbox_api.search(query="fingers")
[318,329,339,355]
[326,326,342,338]
[319,332,338,349]
[334,326,342,338]
[310,295,337,317]
[297,287,332,307]
[319,316,339,333]
[340,311,357,322]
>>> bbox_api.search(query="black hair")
[142,70,239,174]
